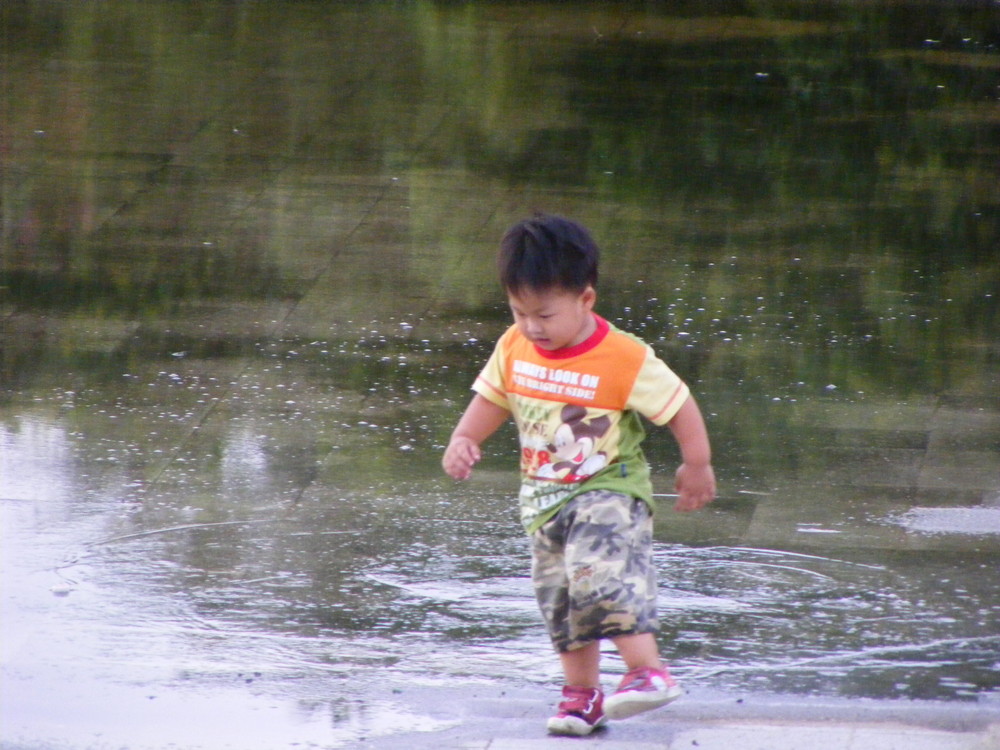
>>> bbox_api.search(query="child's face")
[507,286,597,351]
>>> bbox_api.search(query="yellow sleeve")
[627,347,690,425]
[471,335,511,410]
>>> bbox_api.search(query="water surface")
[2,1,998,747]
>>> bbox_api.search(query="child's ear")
[581,286,597,309]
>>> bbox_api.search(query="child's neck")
[567,312,598,349]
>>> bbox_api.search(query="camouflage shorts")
[530,489,658,653]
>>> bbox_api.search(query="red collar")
[533,314,609,359]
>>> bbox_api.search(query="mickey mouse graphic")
[536,403,612,482]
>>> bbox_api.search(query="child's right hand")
[673,462,716,512]
[442,436,482,480]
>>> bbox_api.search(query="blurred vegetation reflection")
[4,1,996,390]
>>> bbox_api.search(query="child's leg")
[612,632,663,671]
[534,492,669,733]
[560,633,661,688]
[558,641,601,688]
[549,642,607,736]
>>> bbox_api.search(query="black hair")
[497,214,600,295]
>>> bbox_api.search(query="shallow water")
[2,1,999,747]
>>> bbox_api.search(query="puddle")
[3,663,460,750]
[649,546,1000,698]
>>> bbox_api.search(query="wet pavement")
[3,1,999,748]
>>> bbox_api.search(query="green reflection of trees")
[4,1,996,413]
[409,0,997,399]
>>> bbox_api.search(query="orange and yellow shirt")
[473,314,690,532]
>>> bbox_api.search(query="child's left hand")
[673,462,716,512]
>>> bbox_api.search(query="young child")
[442,214,716,736]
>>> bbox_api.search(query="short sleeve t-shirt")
[473,314,690,532]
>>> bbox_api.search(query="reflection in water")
[896,506,1000,536]
[2,0,999,746]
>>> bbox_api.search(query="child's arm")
[442,394,510,480]
[667,395,716,512]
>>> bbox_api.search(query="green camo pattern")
[531,489,659,653]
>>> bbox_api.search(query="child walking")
[442,214,716,736]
